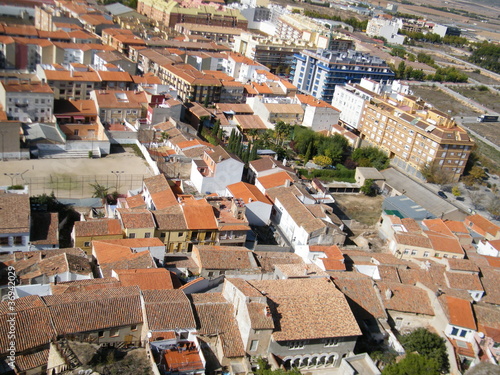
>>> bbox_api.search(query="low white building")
[476,239,500,257]
[442,295,476,343]
[296,94,340,132]
[191,146,244,195]
[223,52,269,82]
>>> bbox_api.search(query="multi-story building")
[359,93,474,182]
[174,23,246,45]
[366,15,405,45]
[137,0,248,29]
[292,49,394,103]
[233,32,308,70]
[160,64,222,103]
[0,80,54,123]
[91,89,147,124]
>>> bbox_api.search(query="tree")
[304,141,313,163]
[486,195,500,219]
[361,179,376,196]
[255,357,301,375]
[352,147,389,170]
[90,182,110,200]
[469,190,485,210]
[419,162,454,185]
[451,185,461,197]
[313,155,332,167]
[213,119,220,137]
[382,353,440,375]
[469,165,487,183]
[399,328,449,373]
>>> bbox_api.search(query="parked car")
[438,191,448,199]
[456,196,465,201]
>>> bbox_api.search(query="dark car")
[438,191,448,199]
[456,196,465,201]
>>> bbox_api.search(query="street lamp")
[4,173,17,187]
[111,170,124,192]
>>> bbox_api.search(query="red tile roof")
[143,290,196,331]
[442,295,476,330]
[114,268,174,290]
[378,281,434,316]
[74,218,122,237]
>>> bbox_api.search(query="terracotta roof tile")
[253,251,303,273]
[193,245,257,271]
[426,232,464,255]
[248,278,361,341]
[394,233,432,248]
[30,212,59,246]
[257,171,295,190]
[50,277,122,294]
[43,286,143,335]
[447,258,479,273]
[473,303,500,332]
[181,199,218,230]
[191,292,246,358]
[143,290,196,331]
[333,278,386,320]
[377,281,434,315]
[0,296,55,353]
[445,272,483,291]
[74,218,122,237]
[15,349,50,372]
[441,295,476,330]
[247,302,274,329]
[153,205,188,230]
[117,208,155,229]
[466,214,500,238]
[114,268,174,290]
[0,193,30,234]
[226,182,272,205]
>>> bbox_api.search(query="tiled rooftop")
[143,289,196,331]
[248,278,361,341]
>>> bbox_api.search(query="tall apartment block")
[359,94,474,182]
[291,49,394,103]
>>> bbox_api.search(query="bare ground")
[410,86,480,117]
[451,86,500,113]
[333,194,384,226]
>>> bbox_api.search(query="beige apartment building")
[359,94,474,182]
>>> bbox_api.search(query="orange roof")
[114,268,174,290]
[279,79,297,90]
[1,81,53,94]
[296,94,337,110]
[43,68,101,82]
[92,241,152,264]
[181,198,218,230]
[253,82,273,95]
[244,84,258,95]
[426,232,464,255]
[466,214,500,237]
[423,218,455,236]
[444,220,469,234]
[234,115,267,130]
[226,182,271,205]
[228,52,264,66]
[257,171,295,190]
[444,295,476,330]
[96,70,133,82]
[96,238,164,248]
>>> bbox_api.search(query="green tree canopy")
[399,328,449,373]
[360,179,376,196]
[382,352,440,375]
[351,146,390,170]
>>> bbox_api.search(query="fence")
[25,174,148,199]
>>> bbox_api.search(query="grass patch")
[472,137,500,175]
[122,144,145,159]
[298,165,355,182]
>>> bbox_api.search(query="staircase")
[39,148,101,159]
[55,338,82,369]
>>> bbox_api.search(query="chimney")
[385,288,392,300]
[284,179,291,188]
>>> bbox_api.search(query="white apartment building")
[0,80,54,123]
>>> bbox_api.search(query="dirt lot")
[410,86,480,117]
[451,86,500,113]
[0,148,154,198]
[464,71,500,86]
[333,193,384,226]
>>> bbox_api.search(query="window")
[110,329,119,337]
[129,233,136,239]
[411,250,417,256]
[84,241,90,247]
[178,232,183,237]
[250,340,259,351]
[324,338,339,347]
[435,253,440,257]
[131,325,137,331]
[145,232,151,238]
[459,330,467,338]
[160,233,166,238]
[423,252,429,257]
[98,331,104,338]
[288,341,305,350]
[74,130,79,136]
